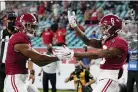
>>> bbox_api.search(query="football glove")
[54,45,74,61]
[68,11,77,28]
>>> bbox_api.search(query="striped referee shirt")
[0,29,11,63]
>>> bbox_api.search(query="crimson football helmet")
[99,14,122,39]
[16,13,38,37]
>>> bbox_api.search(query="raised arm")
[73,26,90,45]
[68,11,102,48]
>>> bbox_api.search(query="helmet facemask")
[17,13,38,38]
[24,22,38,38]
[100,25,112,41]
[100,23,121,41]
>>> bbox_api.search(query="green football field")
[39,89,74,92]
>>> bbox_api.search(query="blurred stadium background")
[0,1,138,92]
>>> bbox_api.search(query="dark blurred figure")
[127,49,138,92]
[69,1,78,13]
[129,1,138,20]
[104,1,115,10]
[0,12,17,92]
[58,12,68,28]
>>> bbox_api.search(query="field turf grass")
[39,89,74,92]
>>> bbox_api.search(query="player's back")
[5,32,31,75]
[100,36,128,70]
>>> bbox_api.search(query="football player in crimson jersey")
[55,11,128,92]
[4,13,66,92]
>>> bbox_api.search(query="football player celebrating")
[4,13,67,92]
[55,11,128,92]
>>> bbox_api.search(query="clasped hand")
[53,45,74,61]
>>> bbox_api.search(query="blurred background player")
[4,13,68,92]
[127,50,138,92]
[55,11,128,92]
[65,63,95,92]
[55,23,66,46]
[0,12,17,92]
[40,26,54,46]
[38,44,60,92]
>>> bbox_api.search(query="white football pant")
[4,74,39,92]
[93,79,120,92]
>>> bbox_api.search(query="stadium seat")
[30,1,129,48]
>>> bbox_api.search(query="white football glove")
[53,50,64,61]
[54,46,74,61]
[68,11,77,28]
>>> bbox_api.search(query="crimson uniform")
[100,36,128,70]
[65,11,129,92]
[4,13,39,92]
[92,15,128,92]
[5,33,30,75]
[93,36,128,92]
